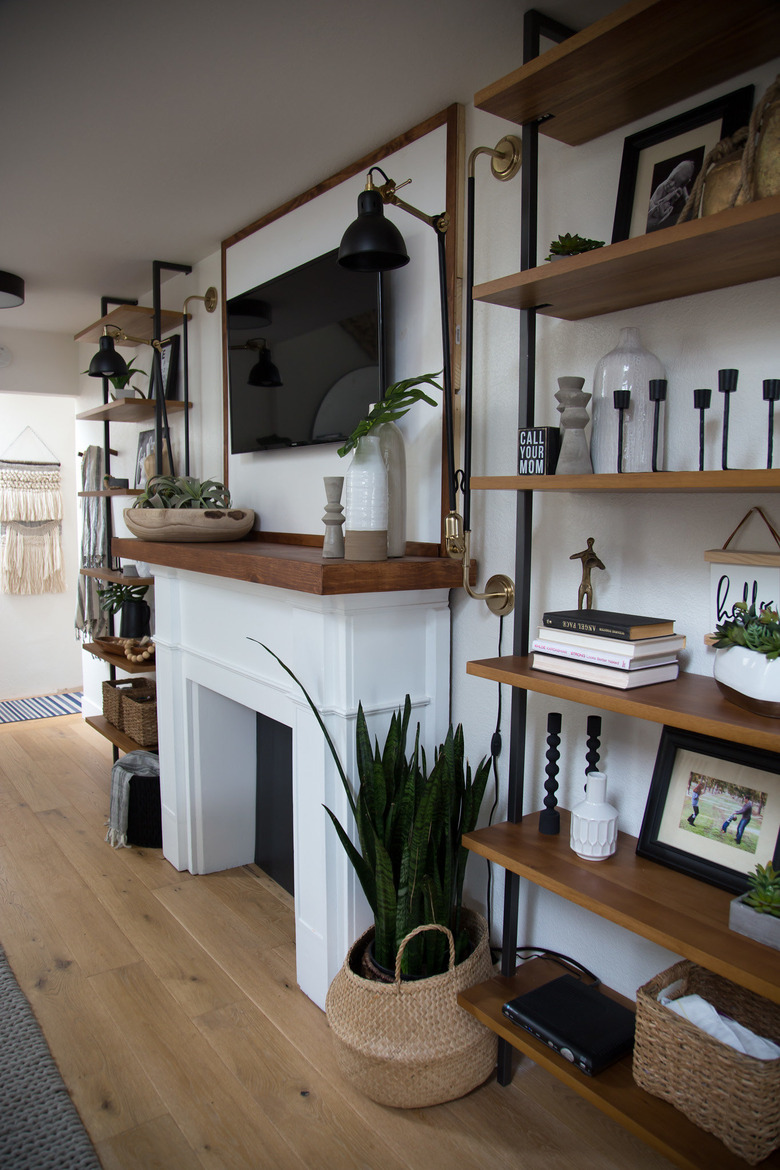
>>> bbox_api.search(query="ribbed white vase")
[344,433,388,561]
[590,327,665,473]
[570,772,618,861]
[373,414,406,557]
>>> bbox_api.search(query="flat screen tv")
[227,248,382,454]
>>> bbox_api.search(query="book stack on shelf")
[532,610,685,690]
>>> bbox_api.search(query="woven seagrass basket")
[102,677,155,731]
[633,960,780,1164]
[120,682,158,748]
[325,909,497,1108]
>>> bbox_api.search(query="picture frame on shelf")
[160,333,180,400]
[637,725,780,894]
[134,429,172,489]
[611,86,754,243]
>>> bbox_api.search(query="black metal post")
[152,262,192,475]
[764,379,780,469]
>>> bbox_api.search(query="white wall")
[0,326,83,699]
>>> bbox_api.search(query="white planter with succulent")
[124,475,254,543]
[729,862,780,951]
[711,600,780,718]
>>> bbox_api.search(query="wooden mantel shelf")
[112,534,472,596]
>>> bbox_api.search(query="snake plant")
[132,475,232,510]
[712,600,780,659]
[255,642,490,978]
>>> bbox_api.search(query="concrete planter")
[729,893,780,951]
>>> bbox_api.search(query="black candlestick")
[718,368,738,470]
[693,387,712,472]
[613,389,631,473]
[764,379,780,470]
[648,379,667,472]
[539,712,562,835]
[585,714,602,787]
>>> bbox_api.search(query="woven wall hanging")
[0,427,65,595]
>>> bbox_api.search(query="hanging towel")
[75,446,109,641]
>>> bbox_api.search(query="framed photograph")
[160,334,180,400]
[637,726,780,894]
[134,429,172,488]
[611,86,754,243]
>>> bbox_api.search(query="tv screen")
[227,248,381,454]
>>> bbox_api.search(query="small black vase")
[120,600,151,639]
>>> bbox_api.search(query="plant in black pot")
[97,581,151,639]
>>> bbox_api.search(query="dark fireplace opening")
[255,712,294,896]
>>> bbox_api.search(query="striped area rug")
[0,692,82,724]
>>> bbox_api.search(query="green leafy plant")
[743,862,780,917]
[255,643,491,978]
[82,356,149,396]
[132,475,232,510]
[337,372,441,458]
[711,600,780,659]
[545,232,605,260]
[97,581,149,614]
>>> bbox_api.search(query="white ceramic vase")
[374,415,407,557]
[713,646,780,718]
[570,772,618,861]
[590,327,665,474]
[344,433,388,562]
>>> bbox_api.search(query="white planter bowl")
[713,646,780,718]
[729,893,780,951]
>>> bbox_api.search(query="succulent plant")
[711,600,780,659]
[743,862,780,917]
[132,475,232,510]
[545,232,605,260]
[337,372,441,458]
[97,581,149,614]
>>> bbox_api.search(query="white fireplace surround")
[151,565,451,1009]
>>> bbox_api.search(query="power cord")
[516,947,600,986]
[485,614,504,942]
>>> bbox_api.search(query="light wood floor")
[0,714,674,1170]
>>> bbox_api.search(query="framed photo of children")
[637,726,780,895]
[611,86,754,243]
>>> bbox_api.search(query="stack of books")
[531,609,685,689]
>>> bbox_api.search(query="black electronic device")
[227,248,382,454]
[501,975,635,1076]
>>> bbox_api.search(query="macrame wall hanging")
[0,427,65,595]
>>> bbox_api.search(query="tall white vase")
[590,327,665,473]
[569,772,618,861]
[374,416,407,557]
[344,433,388,561]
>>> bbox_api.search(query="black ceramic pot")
[120,600,151,639]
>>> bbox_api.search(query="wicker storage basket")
[102,677,155,731]
[633,960,780,1164]
[121,682,158,748]
[325,909,497,1108]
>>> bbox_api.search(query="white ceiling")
[0,0,614,335]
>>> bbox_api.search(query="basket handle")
[394,923,455,986]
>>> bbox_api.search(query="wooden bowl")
[123,507,255,542]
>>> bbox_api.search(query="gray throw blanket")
[75,445,109,641]
[106,750,160,848]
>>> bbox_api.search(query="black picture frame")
[134,428,172,488]
[160,333,180,400]
[611,86,754,243]
[637,726,780,894]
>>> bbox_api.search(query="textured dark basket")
[102,677,155,731]
[126,771,162,848]
[121,683,158,747]
[633,960,780,1164]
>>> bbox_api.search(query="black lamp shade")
[248,346,282,387]
[88,335,130,379]
[338,190,410,272]
[0,270,24,308]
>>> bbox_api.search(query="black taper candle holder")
[693,387,712,472]
[648,378,667,472]
[585,714,602,787]
[763,379,780,470]
[539,712,562,835]
[613,390,631,473]
[718,368,738,470]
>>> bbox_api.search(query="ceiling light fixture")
[0,270,25,309]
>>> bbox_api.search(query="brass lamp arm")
[445,511,515,616]
[367,169,449,234]
[105,326,167,354]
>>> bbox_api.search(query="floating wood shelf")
[76,398,191,423]
[466,657,780,753]
[472,196,780,321]
[459,959,780,1170]
[78,489,143,498]
[472,469,780,493]
[79,569,154,586]
[83,643,155,676]
[74,305,187,345]
[84,715,151,755]
[473,0,780,146]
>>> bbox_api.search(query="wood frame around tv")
[220,104,465,552]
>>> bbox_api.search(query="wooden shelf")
[74,305,187,345]
[472,468,780,493]
[84,715,151,755]
[79,569,154,586]
[79,489,143,498]
[473,195,780,321]
[458,960,780,1170]
[464,810,779,1006]
[466,657,780,753]
[83,643,155,675]
[473,0,780,146]
[76,398,191,423]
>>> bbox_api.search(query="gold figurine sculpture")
[570,537,605,610]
